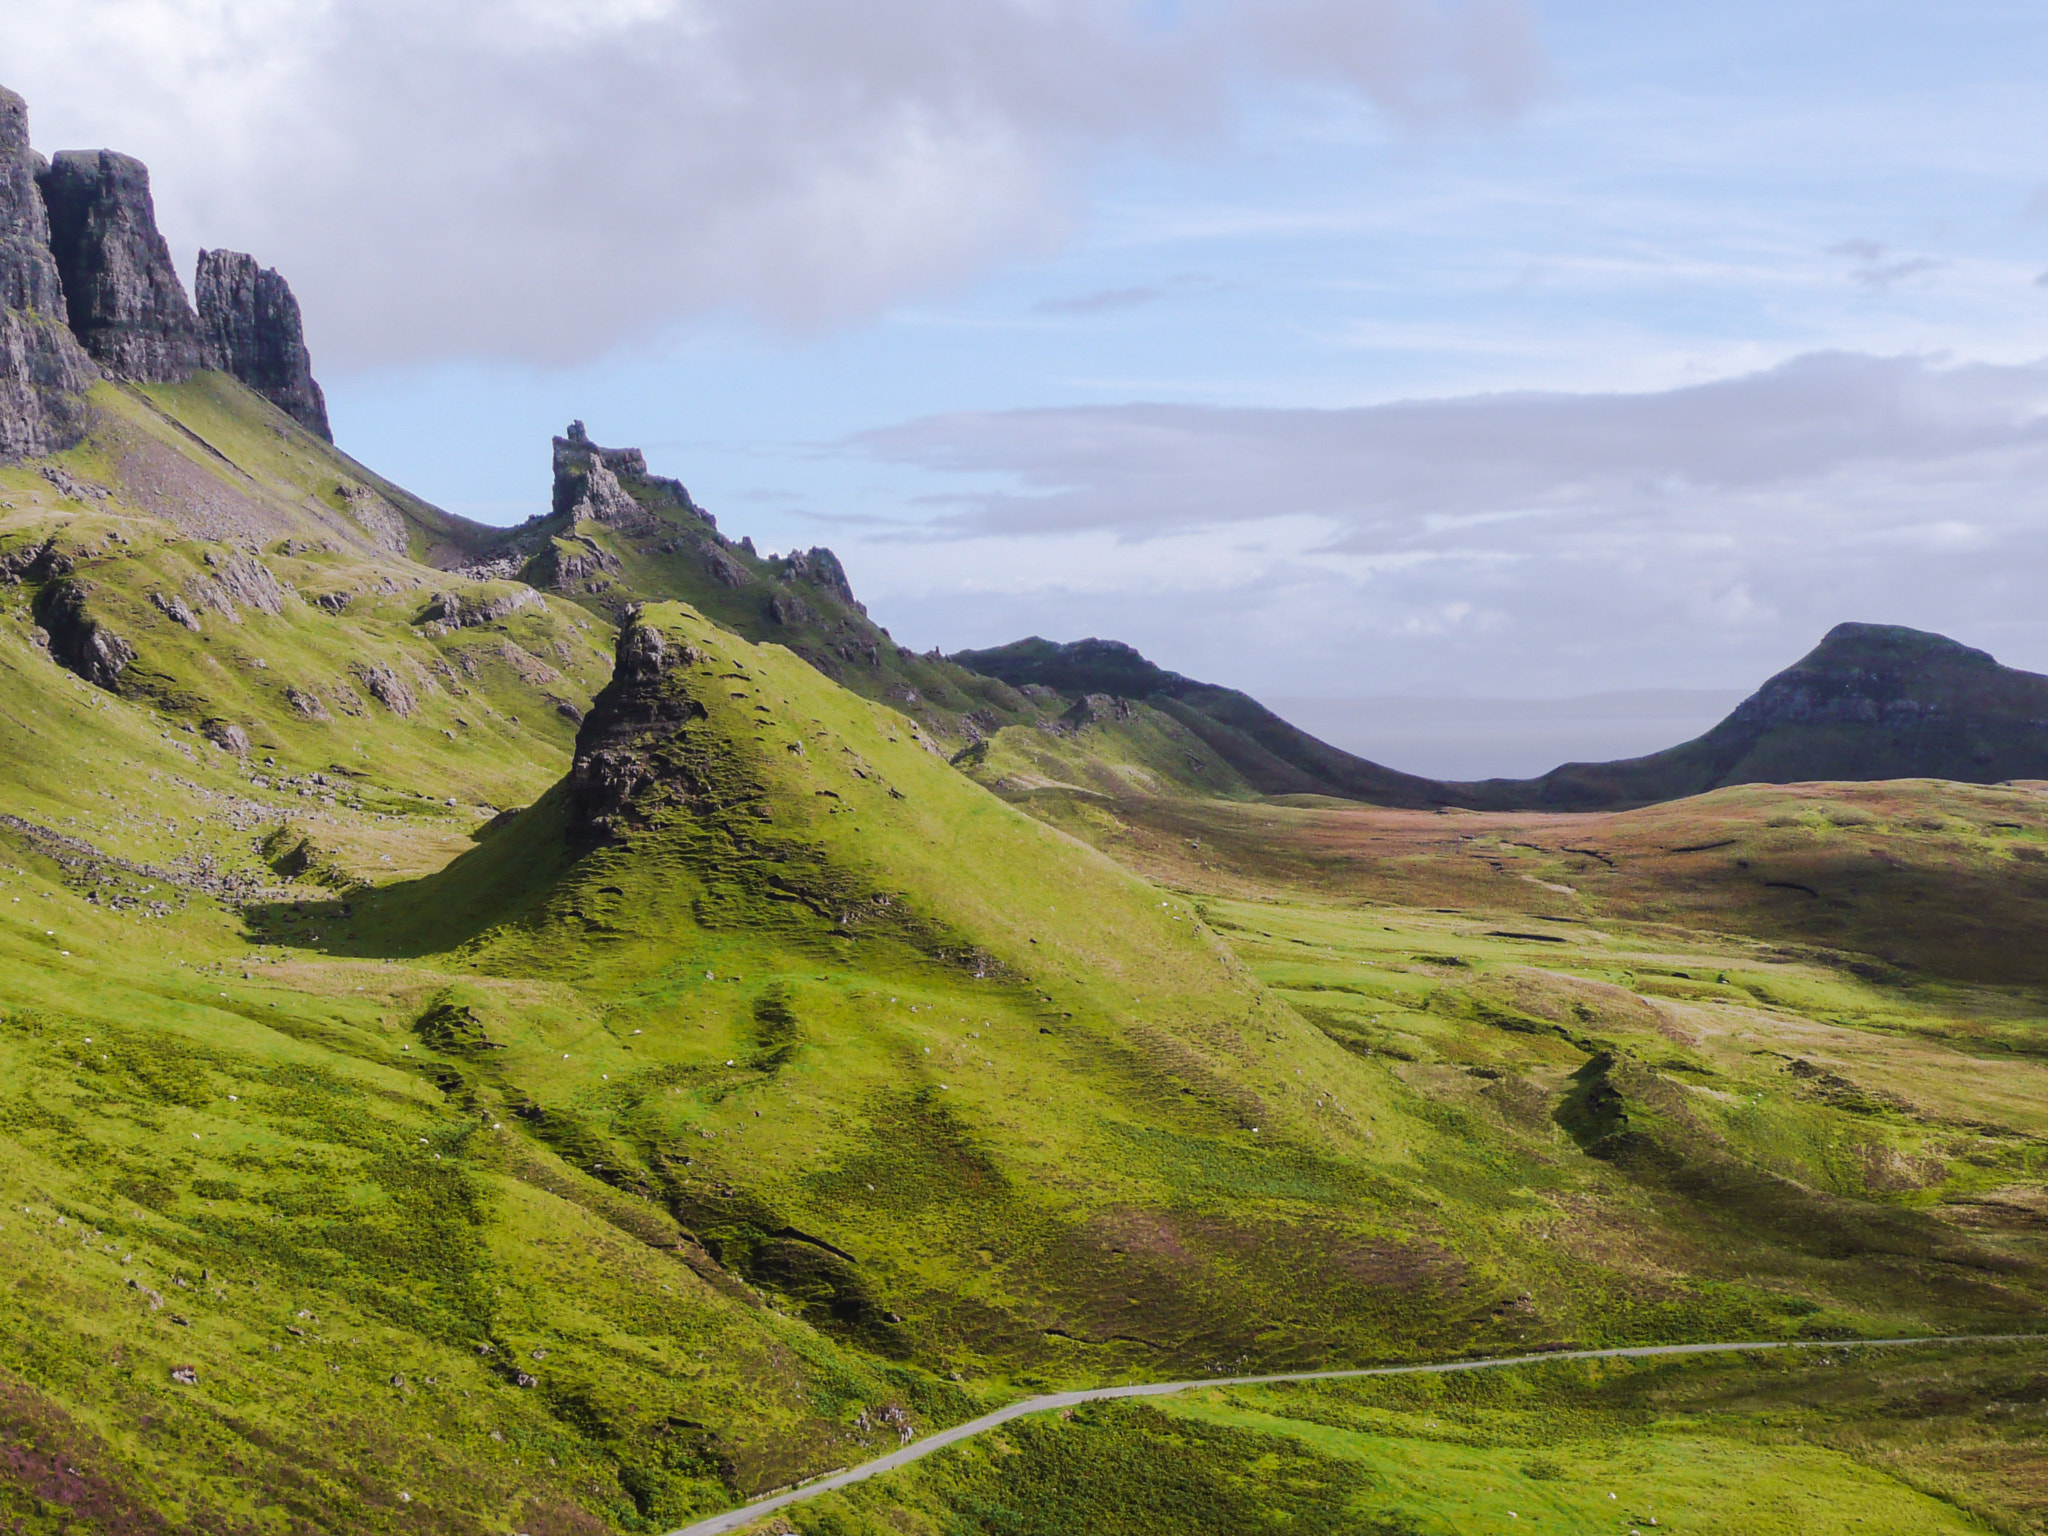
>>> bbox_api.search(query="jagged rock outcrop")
[0,86,95,460]
[33,578,135,689]
[202,718,251,756]
[186,550,288,622]
[521,532,620,593]
[335,482,410,555]
[1055,693,1133,734]
[354,663,418,716]
[0,537,69,586]
[419,585,539,629]
[568,618,705,841]
[551,423,666,535]
[553,421,708,526]
[195,249,330,439]
[149,589,201,630]
[38,148,208,382]
[768,592,812,628]
[776,547,862,612]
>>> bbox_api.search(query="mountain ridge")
[952,622,2048,811]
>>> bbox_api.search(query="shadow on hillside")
[242,783,585,961]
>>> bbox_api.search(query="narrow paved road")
[669,1333,2038,1536]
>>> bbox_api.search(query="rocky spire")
[37,148,208,382]
[0,86,94,461]
[195,249,331,440]
[0,88,64,316]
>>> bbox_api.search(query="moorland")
[0,81,2043,1536]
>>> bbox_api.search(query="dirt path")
[670,1333,2039,1534]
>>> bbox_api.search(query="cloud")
[833,352,2048,698]
[1031,286,1164,316]
[1827,239,1943,291]
[2,0,1541,368]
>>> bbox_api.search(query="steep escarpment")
[0,82,334,462]
[195,248,331,439]
[0,86,94,460]
[37,148,210,382]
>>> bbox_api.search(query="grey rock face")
[38,148,208,381]
[195,249,331,439]
[33,577,135,690]
[202,718,251,756]
[353,663,418,715]
[186,550,288,622]
[552,420,713,530]
[0,86,95,461]
[0,87,65,315]
[0,307,94,460]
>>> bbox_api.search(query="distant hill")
[948,636,1449,807]
[952,624,2048,811]
[1473,621,2048,809]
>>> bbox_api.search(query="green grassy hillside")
[782,1341,2048,1536]
[950,636,1450,806]
[392,424,1058,750]
[0,378,2042,1533]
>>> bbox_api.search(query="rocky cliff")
[195,248,331,439]
[38,148,209,382]
[0,87,94,461]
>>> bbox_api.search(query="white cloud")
[833,352,2048,697]
[1,0,1539,366]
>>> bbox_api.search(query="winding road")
[669,1333,2038,1536]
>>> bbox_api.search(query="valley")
[0,87,2040,1529]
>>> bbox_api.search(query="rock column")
[195,248,331,440]
[0,86,94,460]
[38,148,208,382]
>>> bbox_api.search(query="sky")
[9,0,2048,775]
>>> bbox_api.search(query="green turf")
[0,381,2040,1533]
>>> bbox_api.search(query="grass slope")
[0,381,2040,1531]
[781,1340,2048,1535]
[398,425,1059,750]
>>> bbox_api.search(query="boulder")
[38,148,208,381]
[195,249,331,439]
[148,589,201,630]
[354,663,418,716]
[202,719,251,756]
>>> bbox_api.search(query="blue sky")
[13,0,2048,768]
